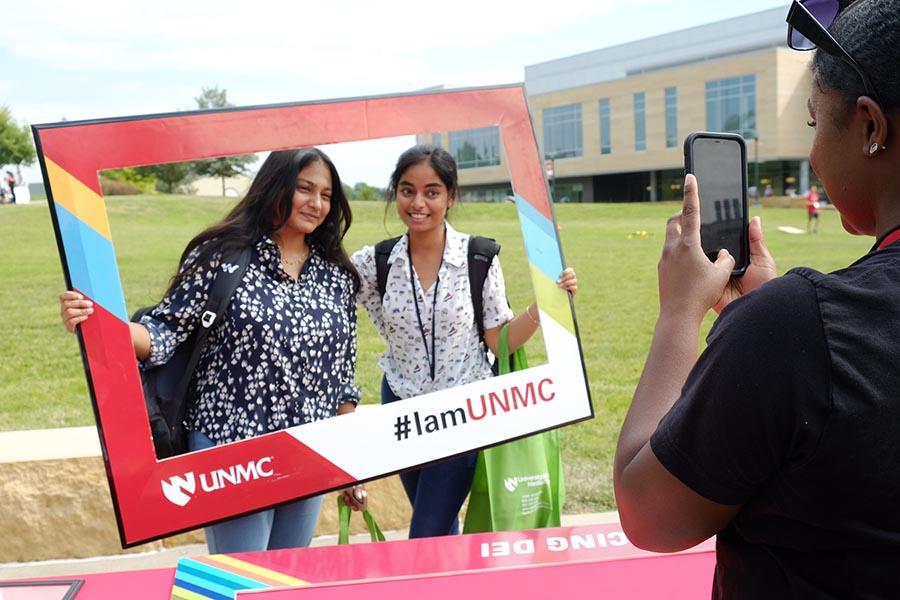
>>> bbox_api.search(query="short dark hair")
[812,0,900,111]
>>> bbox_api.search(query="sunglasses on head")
[786,0,884,109]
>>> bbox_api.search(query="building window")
[706,75,757,138]
[599,99,611,155]
[543,104,583,159]
[665,87,678,149]
[448,127,501,169]
[431,133,442,147]
[461,188,513,203]
[634,92,646,152]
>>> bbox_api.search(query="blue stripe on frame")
[177,561,270,591]
[515,194,564,282]
[55,203,128,321]
[174,569,250,599]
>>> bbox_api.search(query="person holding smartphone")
[614,0,900,596]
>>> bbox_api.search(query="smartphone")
[683,132,750,276]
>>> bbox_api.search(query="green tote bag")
[463,322,565,533]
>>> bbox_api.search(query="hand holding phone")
[684,132,750,276]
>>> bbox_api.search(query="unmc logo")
[504,477,519,493]
[161,457,275,507]
[162,473,196,507]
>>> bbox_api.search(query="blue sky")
[3,0,789,187]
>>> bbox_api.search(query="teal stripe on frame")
[515,194,564,283]
[56,203,127,322]
[174,568,264,598]
[177,559,270,591]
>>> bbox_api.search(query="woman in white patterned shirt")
[352,144,577,538]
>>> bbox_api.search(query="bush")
[99,176,142,196]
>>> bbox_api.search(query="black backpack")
[130,247,252,459]
[374,235,508,372]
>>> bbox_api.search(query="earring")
[870,142,880,155]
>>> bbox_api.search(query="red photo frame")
[33,85,592,547]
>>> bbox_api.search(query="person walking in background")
[60,147,366,554]
[806,184,821,233]
[4,171,15,204]
[615,0,900,596]
[352,144,577,538]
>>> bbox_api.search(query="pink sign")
[168,522,715,598]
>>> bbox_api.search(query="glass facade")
[634,92,646,152]
[461,187,513,203]
[431,132,442,147]
[448,127,501,169]
[552,182,583,203]
[599,98,611,155]
[706,75,757,138]
[543,104,583,158]
[665,87,678,149]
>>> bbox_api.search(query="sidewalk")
[0,512,619,581]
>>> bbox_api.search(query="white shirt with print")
[352,223,515,400]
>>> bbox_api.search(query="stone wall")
[0,427,410,563]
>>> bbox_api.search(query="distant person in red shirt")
[806,184,820,233]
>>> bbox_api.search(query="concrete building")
[426,7,818,203]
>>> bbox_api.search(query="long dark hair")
[167,147,360,294]
[812,0,900,112]
[384,144,459,219]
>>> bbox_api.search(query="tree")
[0,106,36,167]
[194,86,230,110]
[140,162,194,193]
[100,167,155,195]
[352,182,385,201]
[191,87,257,196]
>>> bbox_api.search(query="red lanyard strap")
[877,228,900,250]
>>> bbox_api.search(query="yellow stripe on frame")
[169,585,213,600]
[205,555,308,587]
[531,265,575,336]
[45,157,112,241]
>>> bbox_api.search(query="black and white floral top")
[352,223,514,399]
[140,236,359,445]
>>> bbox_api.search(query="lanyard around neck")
[408,243,442,381]
[875,226,900,251]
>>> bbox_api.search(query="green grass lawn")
[0,198,870,514]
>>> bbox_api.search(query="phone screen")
[685,133,749,274]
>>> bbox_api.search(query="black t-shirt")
[651,244,900,598]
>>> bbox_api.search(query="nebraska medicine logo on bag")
[503,472,551,493]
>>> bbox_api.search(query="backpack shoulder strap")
[375,236,402,302]
[467,235,501,343]
[172,245,253,406]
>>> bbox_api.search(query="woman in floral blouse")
[60,148,365,553]
[352,144,577,538]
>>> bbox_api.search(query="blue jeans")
[381,376,478,538]
[188,430,323,554]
